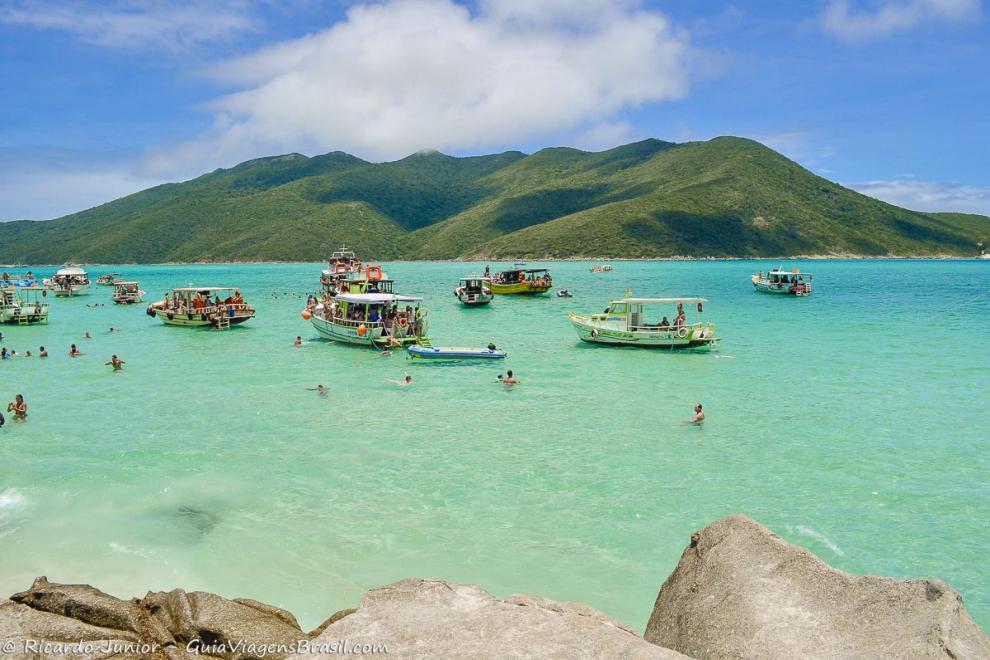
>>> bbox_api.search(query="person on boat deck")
[233,290,244,305]
[370,308,381,323]
[659,316,670,328]
[673,310,686,327]
[193,296,205,310]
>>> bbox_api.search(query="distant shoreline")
[2,254,987,268]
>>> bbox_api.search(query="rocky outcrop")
[644,514,990,659]
[3,516,988,659]
[2,576,305,659]
[0,577,681,659]
[294,578,686,660]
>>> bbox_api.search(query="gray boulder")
[294,578,687,659]
[644,514,990,659]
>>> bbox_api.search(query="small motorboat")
[407,345,506,360]
[557,289,573,298]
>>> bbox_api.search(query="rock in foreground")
[644,514,990,659]
[297,578,685,660]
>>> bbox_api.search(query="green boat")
[569,295,717,350]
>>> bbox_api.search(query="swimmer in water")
[682,403,704,426]
[7,394,27,420]
[83,332,93,339]
[105,355,125,371]
[293,336,303,346]
[504,370,520,386]
[38,346,47,358]
[109,327,120,333]
[69,344,83,357]
[307,385,329,396]
[386,373,413,386]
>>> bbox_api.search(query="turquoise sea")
[0,260,988,632]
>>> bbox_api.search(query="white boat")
[111,281,145,305]
[568,295,717,350]
[589,265,613,272]
[146,287,255,329]
[455,276,493,306]
[0,286,49,325]
[44,266,90,296]
[307,292,429,346]
[407,345,506,360]
[96,272,122,286]
[752,268,813,296]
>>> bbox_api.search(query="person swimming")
[69,344,83,357]
[386,373,413,386]
[83,332,93,339]
[504,370,520,386]
[109,327,120,333]
[105,355,125,371]
[308,385,329,397]
[38,346,47,358]
[293,336,303,346]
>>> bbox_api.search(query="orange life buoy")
[366,265,382,282]
[357,324,367,336]
[697,302,703,313]
[398,317,409,328]
[334,263,348,274]
[300,310,312,320]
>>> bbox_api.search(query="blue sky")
[1,0,988,220]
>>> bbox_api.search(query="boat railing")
[629,322,709,333]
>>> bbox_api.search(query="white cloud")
[0,150,164,221]
[146,0,694,173]
[848,179,990,215]
[0,0,259,51]
[820,0,981,41]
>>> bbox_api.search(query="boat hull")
[568,314,717,350]
[148,305,254,328]
[0,311,48,325]
[310,315,383,345]
[407,346,506,360]
[49,284,90,297]
[489,282,552,295]
[457,292,493,306]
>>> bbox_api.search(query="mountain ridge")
[0,136,986,263]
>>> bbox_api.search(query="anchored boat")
[489,268,553,295]
[147,287,255,329]
[111,281,145,305]
[308,293,429,347]
[589,265,613,272]
[752,268,813,296]
[407,345,506,360]
[319,245,367,292]
[44,267,90,296]
[96,273,122,286]
[0,286,49,325]
[455,276,493,306]
[568,295,717,350]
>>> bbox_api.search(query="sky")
[0,0,988,221]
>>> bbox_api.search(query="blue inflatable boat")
[407,345,507,360]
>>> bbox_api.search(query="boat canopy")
[460,275,490,282]
[768,269,812,275]
[56,267,87,276]
[614,297,708,304]
[335,293,423,304]
[114,281,139,286]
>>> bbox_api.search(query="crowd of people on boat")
[0,271,38,287]
[314,298,425,338]
[159,290,245,315]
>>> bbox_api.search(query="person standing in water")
[684,403,704,425]
[7,394,27,420]
[38,346,48,358]
[105,355,125,371]
[504,370,520,386]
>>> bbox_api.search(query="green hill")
[0,137,986,263]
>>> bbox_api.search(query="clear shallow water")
[0,260,988,632]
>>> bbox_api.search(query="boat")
[455,276,493,306]
[407,345,506,360]
[589,265,613,273]
[557,290,573,298]
[0,272,39,288]
[96,272,122,286]
[489,268,553,295]
[0,286,49,325]
[146,287,255,329]
[306,292,429,346]
[319,245,366,291]
[43,266,91,296]
[111,281,145,305]
[568,295,718,350]
[751,268,813,296]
